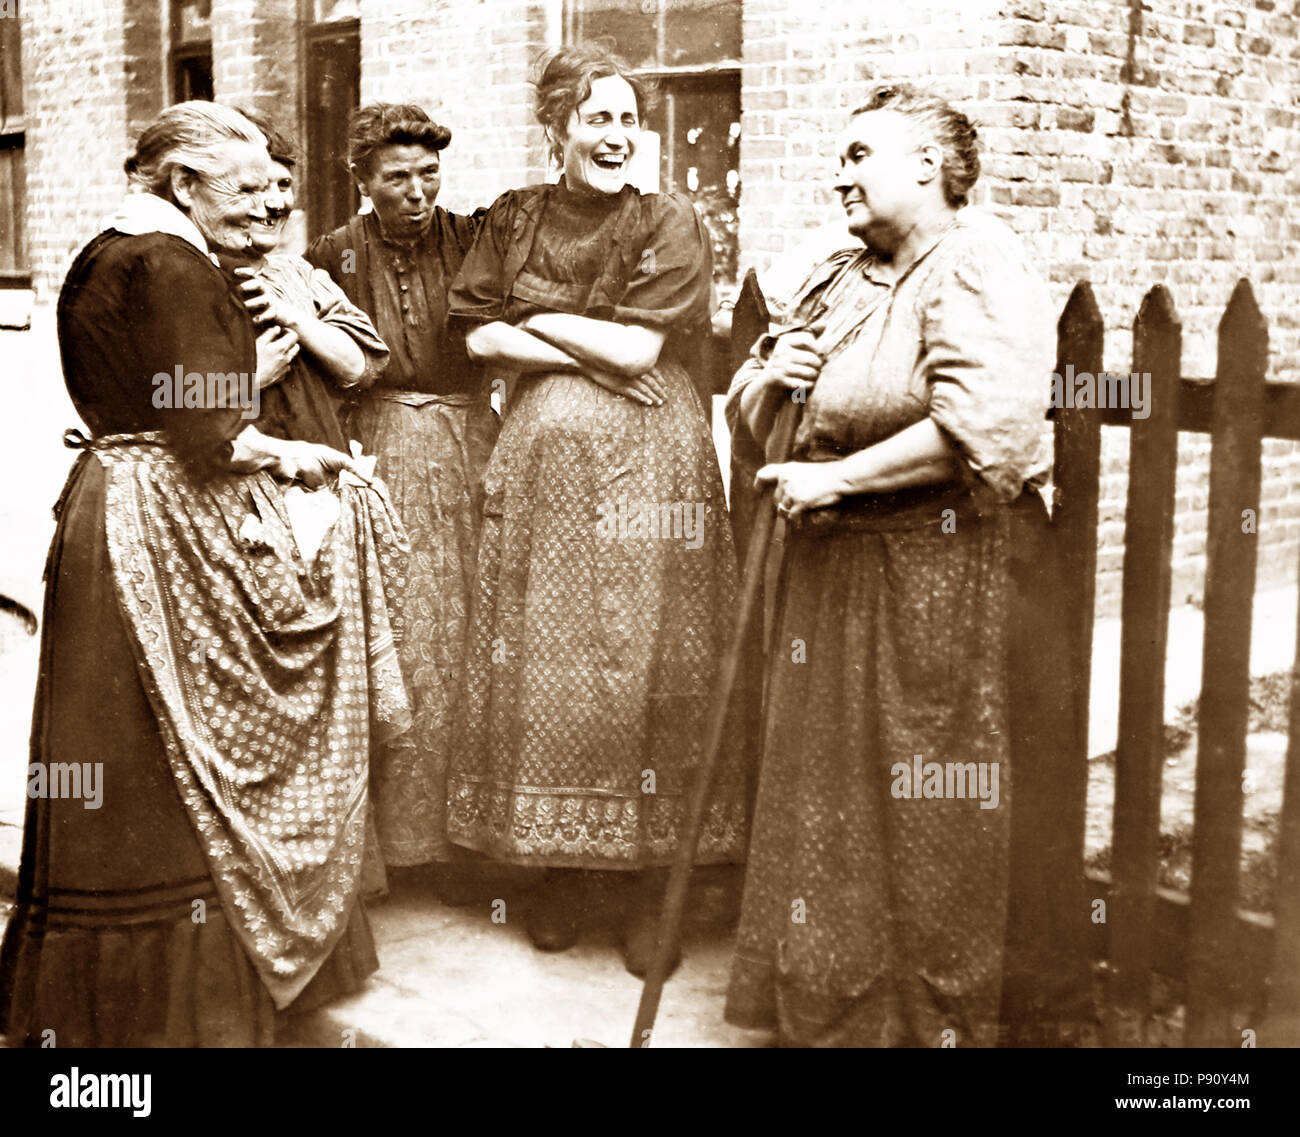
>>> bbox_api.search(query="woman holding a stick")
[723,84,1055,1047]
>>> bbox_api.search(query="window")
[303,1,360,239]
[567,0,742,288]
[170,1,213,103]
[0,6,27,285]
[569,0,741,69]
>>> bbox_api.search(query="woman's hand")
[735,328,824,449]
[756,460,847,521]
[239,268,368,387]
[759,329,823,399]
[235,269,311,333]
[271,440,371,490]
[583,365,667,407]
[254,325,300,390]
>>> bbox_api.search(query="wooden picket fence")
[1046,278,1299,1047]
[717,274,1300,1047]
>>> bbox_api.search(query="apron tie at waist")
[63,428,168,451]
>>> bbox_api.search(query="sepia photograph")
[0,0,1291,1113]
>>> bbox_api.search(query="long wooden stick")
[630,396,802,1047]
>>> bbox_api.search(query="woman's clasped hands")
[581,364,667,407]
[235,267,304,391]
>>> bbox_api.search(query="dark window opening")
[644,73,740,286]
[304,19,360,240]
[567,0,742,290]
[173,51,214,103]
[170,1,213,105]
[0,8,28,285]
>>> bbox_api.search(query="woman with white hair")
[0,101,410,1047]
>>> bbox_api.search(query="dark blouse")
[446,179,713,373]
[306,207,486,398]
[58,230,254,471]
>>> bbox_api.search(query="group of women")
[0,42,1062,1048]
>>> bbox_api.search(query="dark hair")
[347,103,452,179]
[533,44,657,165]
[233,106,299,168]
[852,83,981,208]
[124,101,264,198]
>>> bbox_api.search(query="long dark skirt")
[725,501,1013,1047]
[0,455,376,1047]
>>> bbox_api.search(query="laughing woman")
[0,102,408,1047]
[218,111,396,899]
[445,46,745,975]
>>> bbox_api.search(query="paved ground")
[274,867,769,1049]
[1,312,1297,1046]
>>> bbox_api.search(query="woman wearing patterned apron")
[0,103,408,1046]
[307,105,499,900]
[446,46,745,976]
[724,85,1056,1047]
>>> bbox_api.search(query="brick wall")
[211,0,298,119]
[20,0,133,302]
[16,0,1300,616]
[357,0,555,215]
[737,0,1300,614]
[738,0,1003,259]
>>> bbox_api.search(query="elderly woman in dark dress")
[445,46,745,975]
[0,102,409,1047]
[723,85,1055,1047]
[307,105,498,899]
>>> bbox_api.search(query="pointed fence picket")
[1050,279,1295,1047]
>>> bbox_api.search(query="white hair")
[124,101,265,198]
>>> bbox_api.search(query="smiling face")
[249,158,294,255]
[559,74,640,197]
[359,144,442,240]
[175,140,271,255]
[833,109,934,253]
